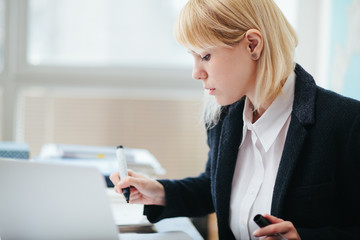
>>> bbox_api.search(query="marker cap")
[254,214,272,228]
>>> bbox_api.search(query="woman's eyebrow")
[187,50,201,56]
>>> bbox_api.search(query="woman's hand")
[253,214,301,240]
[109,169,165,206]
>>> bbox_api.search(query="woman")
[110,0,360,239]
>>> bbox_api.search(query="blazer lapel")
[271,64,317,217]
[271,117,307,217]
[214,100,244,236]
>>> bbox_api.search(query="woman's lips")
[206,88,216,95]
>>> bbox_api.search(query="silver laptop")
[0,158,196,240]
[0,158,119,240]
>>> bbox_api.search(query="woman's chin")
[215,96,242,106]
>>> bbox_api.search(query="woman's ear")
[245,29,263,61]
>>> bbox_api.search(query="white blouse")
[229,71,296,239]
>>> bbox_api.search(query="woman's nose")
[192,66,208,80]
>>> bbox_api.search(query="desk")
[107,189,204,240]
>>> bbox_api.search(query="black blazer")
[144,64,360,239]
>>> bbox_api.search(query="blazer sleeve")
[143,156,214,223]
[297,113,360,239]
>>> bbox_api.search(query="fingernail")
[253,230,259,236]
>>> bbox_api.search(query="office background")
[0,0,359,194]
[0,0,359,239]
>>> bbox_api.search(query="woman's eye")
[201,54,211,62]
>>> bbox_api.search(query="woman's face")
[190,39,257,106]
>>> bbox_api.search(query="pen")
[254,214,288,240]
[116,145,130,203]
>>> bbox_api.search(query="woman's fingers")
[253,214,301,240]
[110,172,121,193]
[127,169,147,179]
[110,170,144,186]
[263,214,284,224]
[110,170,165,206]
[254,221,291,236]
[118,175,144,190]
[109,172,120,184]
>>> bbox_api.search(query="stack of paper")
[32,144,165,178]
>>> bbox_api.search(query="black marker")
[254,214,288,240]
[116,145,130,203]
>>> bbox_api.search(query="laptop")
[0,158,195,240]
[0,158,120,240]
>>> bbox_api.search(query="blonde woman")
[111,0,360,239]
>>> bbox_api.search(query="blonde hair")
[174,0,298,128]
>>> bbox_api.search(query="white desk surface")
[107,188,204,240]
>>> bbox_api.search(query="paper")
[107,189,151,226]
[119,231,193,240]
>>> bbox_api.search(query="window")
[275,0,298,30]
[0,0,5,72]
[27,0,191,68]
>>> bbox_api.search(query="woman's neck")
[248,99,270,124]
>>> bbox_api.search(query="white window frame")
[0,0,200,141]
[1,0,330,141]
